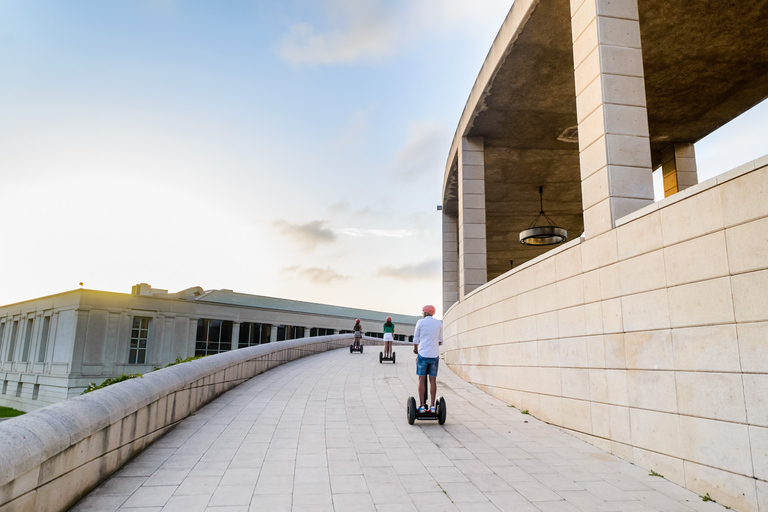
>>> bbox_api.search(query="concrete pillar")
[303,327,310,338]
[661,143,698,197]
[443,212,459,314]
[231,322,241,350]
[458,137,487,297]
[270,326,278,343]
[570,0,654,237]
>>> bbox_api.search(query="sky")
[1,1,766,317]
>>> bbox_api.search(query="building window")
[37,316,51,363]
[0,322,5,361]
[15,382,22,397]
[339,330,353,334]
[7,320,19,361]
[21,318,34,362]
[310,328,335,337]
[32,384,40,400]
[129,317,151,364]
[195,319,233,356]
[365,332,384,339]
[394,334,407,342]
[238,322,271,348]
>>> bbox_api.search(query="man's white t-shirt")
[413,315,443,358]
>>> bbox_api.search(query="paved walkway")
[72,348,727,512]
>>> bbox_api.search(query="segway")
[379,350,396,364]
[350,338,363,353]
[406,388,446,425]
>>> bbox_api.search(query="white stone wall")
[443,158,768,512]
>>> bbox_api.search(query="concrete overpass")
[73,347,720,512]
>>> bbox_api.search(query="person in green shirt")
[382,317,395,358]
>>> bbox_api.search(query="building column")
[661,143,698,197]
[303,327,310,338]
[443,212,459,314]
[231,322,241,350]
[458,137,487,298]
[270,326,278,343]
[571,0,654,238]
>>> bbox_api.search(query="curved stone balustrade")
[0,334,370,512]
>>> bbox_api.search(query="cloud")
[377,258,440,280]
[330,106,375,148]
[276,0,511,66]
[274,220,337,249]
[283,265,350,284]
[278,1,398,66]
[390,121,450,182]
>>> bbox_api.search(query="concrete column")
[571,0,654,237]
[270,326,278,343]
[304,327,310,338]
[458,137,487,298]
[231,322,241,350]
[443,212,459,314]
[661,143,698,197]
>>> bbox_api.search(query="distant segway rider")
[413,305,443,413]
[353,319,362,349]
[383,317,395,358]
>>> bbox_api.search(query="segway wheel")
[379,352,383,364]
[438,396,447,425]
[392,352,396,364]
[407,396,416,425]
[360,345,363,353]
[350,345,353,353]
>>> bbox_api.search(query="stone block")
[538,367,562,396]
[573,19,599,70]
[585,302,603,335]
[621,289,670,332]
[664,231,729,287]
[726,217,768,274]
[534,283,558,313]
[737,322,768,373]
[571,0,596,42]
[684,461,759,512]
[633,447,685,487]
[660,186,724,246]
[629,409,681,457]
[611,197,653,224]
[616,209,662,260]
[618,249,666,296]
[624,329,673,370]
[596,0,639,19]
[583,269,601,302]
[678,416,752,475]
[560,305,589,338]
[560,337,588,368]
[668,277,735,328]
[561,368,591,400]
[603,334,626,369]
[720,165,768,227]
[608,405,632,444]
[603,104,648,139]
[576,76,603,123]
[575,47,601,97]
[732,270,768,322]
[750,426,768,481]
[561,398,592,433]
[744,374,768,428]
[759,480,768,512]
[584,198,614,237]
[536,311,560,340]
[603,74,646,108]
[626,370,677,413]
[588,368,608,402]
[579,135,608,180]
[579,104,607,152]
[599,265,621,300]
[596,16,641,48]
[672,324,740,372]
[590,401,611,438]
[555,247,582,281]
[600,45,644,77]
[582,167,609,210]
[537,339,561,366]
[581,230,618,272]
[676,372,746,422]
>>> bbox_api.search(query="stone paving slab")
[72,348,729,512]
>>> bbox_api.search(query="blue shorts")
[416,354,439,377]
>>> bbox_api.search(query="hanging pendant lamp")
[519,186,568,246]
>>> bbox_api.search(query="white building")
[0,284,419,412]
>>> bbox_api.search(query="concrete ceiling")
[443,0,768,281]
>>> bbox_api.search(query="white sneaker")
[417,405,427,413]
[430,405,436,413]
